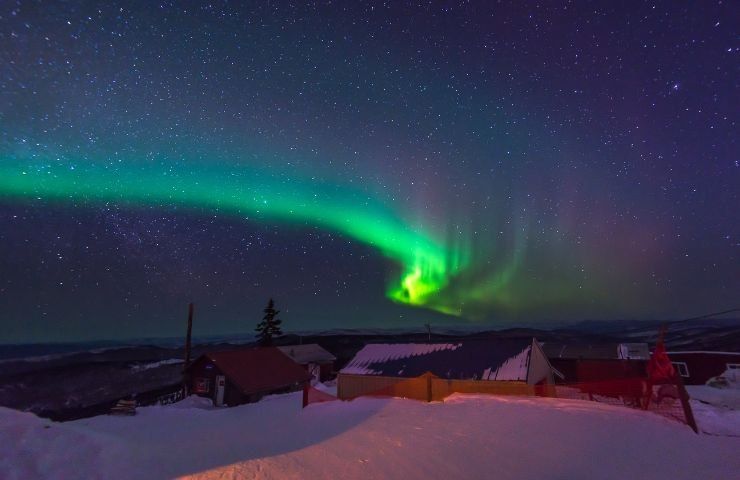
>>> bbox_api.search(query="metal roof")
[340,338,534,381]
[277,344,336,364]
[542,343,621,360]
[192,347,312,395]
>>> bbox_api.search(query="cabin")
[186,347,312,406]
[542,342,650,383]
[666,351,740,385]
[277,344,336,384]
[337,338,560,400]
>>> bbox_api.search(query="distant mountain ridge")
[1,317,738,361]
[0,318,737,421]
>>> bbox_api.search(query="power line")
[671,307,740,324]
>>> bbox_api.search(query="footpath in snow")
[1,391,738,480]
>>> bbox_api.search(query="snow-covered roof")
[482,346,531,381]
[341,343,462,375]
[340,339,534,381]
[277,344,336,364]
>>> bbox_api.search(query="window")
[672,362,689,378]
[194,377,211,393]
[726,363,740,370]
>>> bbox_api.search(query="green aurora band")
[0,157,477,315]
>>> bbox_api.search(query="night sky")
[1,1,737,342]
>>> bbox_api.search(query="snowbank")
[1,393,738,480]
[130,359,184,371]
[686,385,740,436]
[687,385,740,410]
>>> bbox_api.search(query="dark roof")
[192,347,312,395]
[340,338,534,380]
[277,344,336,364]
[542,343,620,360]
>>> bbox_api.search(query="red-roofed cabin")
[186,347,312,406]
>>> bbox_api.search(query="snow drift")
[1,392,738,479]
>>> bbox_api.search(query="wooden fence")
[337,372,540,402]
[337,373,412,400]
[335,372,696,431]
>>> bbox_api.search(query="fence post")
[675,378,699,433]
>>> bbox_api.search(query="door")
[215,375,226,406]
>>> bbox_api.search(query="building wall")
[430,378,534,401]
[187,355,309,406]
[528,340,554,385]
[667,352,740,385]
[550,359,648,383]
[549,358,578,382]
[298,361,334,383]
[338,372,536,401]
[319,362,334,382]
[577,359,647,382]
[187,358,249,406]
[224,379,249,406]
[187,357,220,401]
[618,343,650,360]
[337,374,406,399]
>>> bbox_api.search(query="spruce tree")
[255,298,283,346]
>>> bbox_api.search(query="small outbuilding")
[186,347,312,406]
[277,344,336,384]
[542,342,650,361]
[542,342,650,383]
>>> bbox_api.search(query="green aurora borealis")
[1,1,737,341]
[0,156,478,315]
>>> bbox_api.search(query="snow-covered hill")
[2,391,738,480]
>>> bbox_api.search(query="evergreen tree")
[255,298,283,346]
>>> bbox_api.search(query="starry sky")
[1,1,737,343]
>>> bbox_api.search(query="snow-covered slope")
[1,393,737,480]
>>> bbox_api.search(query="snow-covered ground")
[687,385,740,437]
[1,391,738,480]
[130,358,184,371]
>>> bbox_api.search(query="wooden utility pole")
[184,303,194,369]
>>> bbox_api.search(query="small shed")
[337,338,559,400]
[186,347,312,406]
[666,351,740,385]
[543,342,650,360]
[542,342,650,383]
[277,344,336,384]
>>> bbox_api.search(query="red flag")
[647,331,675,383]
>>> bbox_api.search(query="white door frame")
[215,375,226,406]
